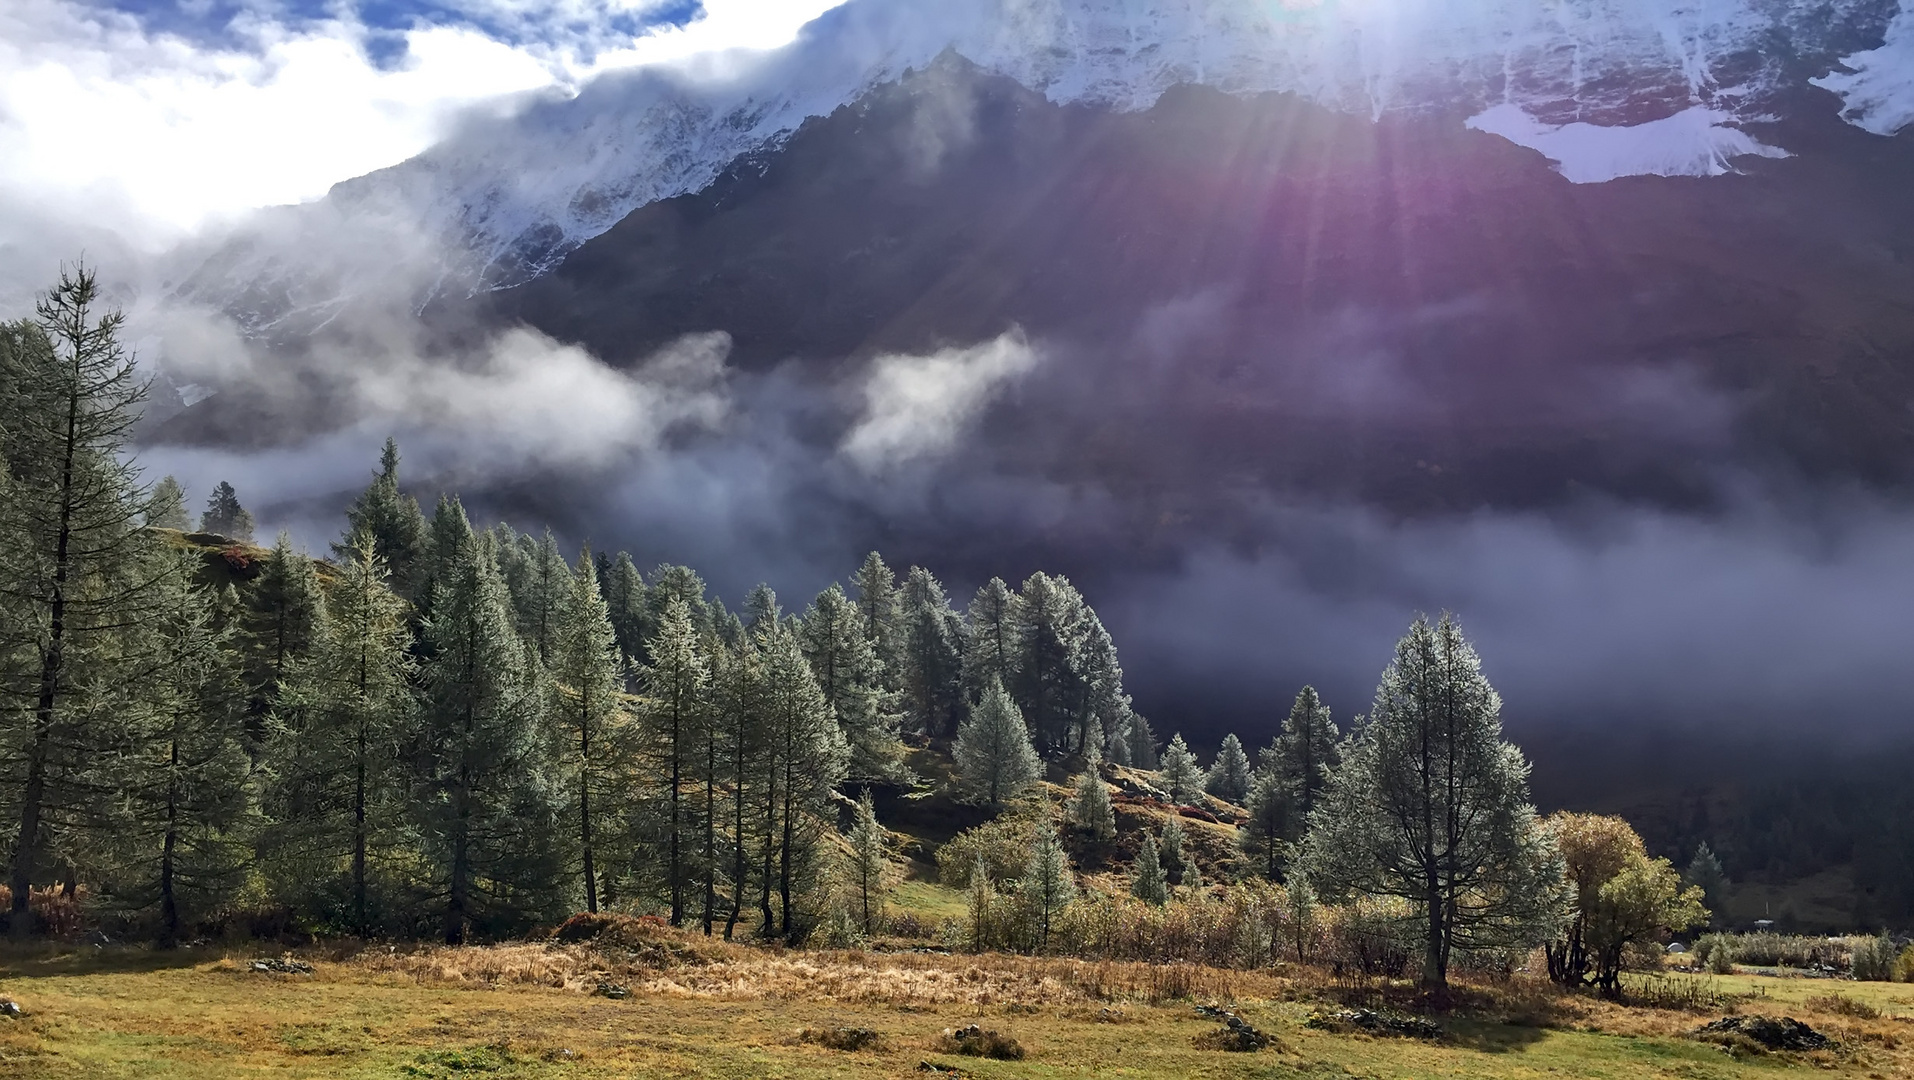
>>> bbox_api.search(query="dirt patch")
[1693,1015,1832,1052]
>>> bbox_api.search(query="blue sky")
[75,0,707,66]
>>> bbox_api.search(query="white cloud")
[0,0,847,266]
[841,331,1039,473]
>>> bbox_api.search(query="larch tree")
[1131,833,1168,905]
[244,533,325,734]
[108,556,252,944]
[416,518,567,944]
[1302,615,1566,990]
[759,624,848,940]
[146,476,189,530]
[1158,815,1189,887]
[713,632,767,940]
[0,268,166,926]
[846,788,891,936]
[1022,828,1075,952]
[552,549,629,915]
[601,552,649,666]
[1122,707,1158,771]
[951,677,1041,809]
[1205,733,1252,803]
[1009,572,1086,751]
[1239,768,1293,882]
[261,540,416,935]
[638,597,708,926]
[1684,844,1730,927]
[1071,746,1116,841]
[898,566,964,739]
[797,583,900,781]
[644,565,711,653]
[199,481,254,541]
[1158,734,1201,804]
[514,530,571,664]
[1267,686,1340,824]
[960,577,1016,703]
[850,551,903,687]
[334,438,427,600]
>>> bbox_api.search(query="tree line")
[0,268,1714,994]
[0,267,1173,946]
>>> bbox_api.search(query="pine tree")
[961,577,1016,702]
[1302,615,1567,989]
[714,633,767,940]
[796,583,900,781]
[1009,572,1087,751]
[1124,708,1158,771]
[1131,833,1168,905]
[199,481,255,541]
[645,565,710,654]
[1684,843,1730,927]
[106,557,252,944]
[334,438,427,600]
[846,789,890,936]
[602,552,649,665]
[552,549,629,914]
[952,677,1041,808]
[759,624,849,940]
[146,476,189,530]
[850,551,902,686]
[261,540,415,935]
[638,597,708,926]
[0,267,167,925]
[1066,612,1127,757]
[513,530,571,664]
[244,533,325,732]
[743,583,780,635]
[1205,733,1252,803]
[1159,815,1188,886]
[1267,686,1340,821]
[1159,734,1201,804]
[1023,828,1075,952]
[416,521,566,943]
[898,566,964,739]
[1240,768,1293,882]
[1072,747,1116,841]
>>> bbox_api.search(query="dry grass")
[6,933,1914,1078]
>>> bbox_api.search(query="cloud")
[840,331,1039,472]
[0,0,848,305]
[1103,489,1914,744]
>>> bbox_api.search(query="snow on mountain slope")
[1815,0,1914,136]
[181,0,1904,329]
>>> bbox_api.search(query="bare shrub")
[935,1024,1025,1059]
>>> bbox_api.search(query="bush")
[1719,932,1845,970]
[935,1025,1024,1060]
[937,807,1043,888]
[800,1026,882,1051]
[1321,895,1418,977]
[1693,933,1736,974]
[1896,944,1914,983]
[1849,933,1897,981]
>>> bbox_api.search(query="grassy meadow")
[3,926,1913,1080]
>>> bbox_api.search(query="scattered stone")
[593,982,630,1000]
[1306,1008,1442,1039]
[1093,1006,1126,1023]
[915,1062,971,1077]
[249,957,314,975]
[1192,1004,1271,1051]
[0,999,25,1019]
[1693,1015,1832,1052]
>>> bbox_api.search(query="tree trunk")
[580,699,597,914]
[160,733,181,947]
[669,687,683,926]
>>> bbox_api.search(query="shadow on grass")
[0,942,228,979]
[1442,1017,1550,1053]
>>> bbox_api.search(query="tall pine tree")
[952,677,1041,809]
[552,549,629,914]
[796,583,900,781]
[898,566,964,739]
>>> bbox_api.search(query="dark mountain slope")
[490,57,1914,516]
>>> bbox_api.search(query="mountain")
[175,0,1913,337]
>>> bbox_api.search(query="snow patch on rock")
[1813,0,1914,136]
[1466,103,1789,183]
